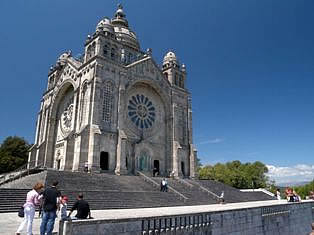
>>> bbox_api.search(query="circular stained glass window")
[128,94,156,129]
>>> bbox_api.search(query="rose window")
[128,94,156,129]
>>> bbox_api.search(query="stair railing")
[0,161,43,186]
[177,178,194,189]
[190,180,221,201]
[137,171,188,202]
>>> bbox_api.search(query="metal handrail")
[0,161,43,186]
[189,180,220,200]
[177,178,194,189]
[137,171,188,201]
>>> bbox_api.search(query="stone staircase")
[148,176,219,205]
[0,188,29,213]
[0,170,275,213]
[189,179,275,202]
[45,170,156,192]
[0,170,184,213]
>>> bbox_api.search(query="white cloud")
[266,164,314,184]
[198,138,224,145]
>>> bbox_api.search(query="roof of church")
[95,4,140,50]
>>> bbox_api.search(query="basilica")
[28,5,197,178]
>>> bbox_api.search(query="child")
[59,196,69,221]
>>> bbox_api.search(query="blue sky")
[0,0,313,183]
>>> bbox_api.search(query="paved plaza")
[0,199,293,235]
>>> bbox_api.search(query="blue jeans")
[40,210,57,235]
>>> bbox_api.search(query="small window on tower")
[164,72,168,79]
[175,73,178,86]
[91,42,96,57]
[128,53,133,63]
[102,81,114,124]
[103,44,108,56]
[111,47,116,60]
[86,45,91,60]
[179,75,184,88]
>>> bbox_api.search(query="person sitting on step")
[68,193,92,220]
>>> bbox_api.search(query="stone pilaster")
[72,135,81,171]
[88,125,101,172]
[44,116,56,168]
[115,130,128,175]
[172,141,181,178]
[189,144,196,178]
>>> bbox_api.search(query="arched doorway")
[57,159,61,170]
[153,160,160,176]
[48,83,75,169]
[100,152,109,171]
[181,161,185,176]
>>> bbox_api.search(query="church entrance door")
[153,160,160,176]
[100,152,109,171]
[181,161,185,177]
[138,152,150,172]
[57,159,61,170]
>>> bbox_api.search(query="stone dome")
[96,17,114,34]
[163,51,178,65]
[111,4,140,50]
[113,26,139,50]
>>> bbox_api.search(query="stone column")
[72,84,82,171]
[72,135,81,171]
[115,72,128,175]
[88,125,101,172]
[86,72,102,172]
[44,116,56,168]
[187,96,196,178]
[34,110,42,147]
[172,141,180,178]
[189,144,196,178]
[60,140,68,170]
[115,130,128,175]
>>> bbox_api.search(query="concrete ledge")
[60,200,314,235]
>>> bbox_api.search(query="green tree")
[295,180,314,199]
[198,165,214,180]
[195,157,202,171]
[198,160,270,189]
[0,136,31,174]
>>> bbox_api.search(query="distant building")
[28,5,196,178]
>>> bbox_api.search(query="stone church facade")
[28,5,197,178]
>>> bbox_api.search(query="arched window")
[164,72,168,79]
[103,44,109,57]
[86,46,91,60]
[80,83,88,126]
[179,75,184,88]
[91,42,96,57]
[111,47,116,60]
[86,42,96,61]
[39,109,47,143]
[175,73,178,86]
[102,81,114,124]
[128,53,133,63]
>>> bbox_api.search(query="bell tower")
[162,51,186,89]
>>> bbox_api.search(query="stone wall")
[60,201,314,235]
